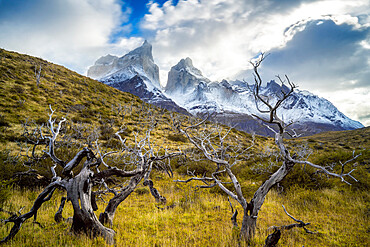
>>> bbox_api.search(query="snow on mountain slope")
[87,41,189,115]
[165,59,363,132]
[165,57,210,93]
[88,40,160,91]
[88,42,363,136]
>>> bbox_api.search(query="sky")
[0,0,369,126]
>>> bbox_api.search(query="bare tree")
[1,106,180,244]
[34,64,42,87]
[174,54,360,243]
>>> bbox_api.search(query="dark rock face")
[110,76,189,115]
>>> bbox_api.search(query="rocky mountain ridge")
[88,41,188,115]
[87,41,364,136]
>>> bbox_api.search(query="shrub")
[0,180,12,207]
[0,115,10,127]
[177,160,215,176]
[100,124,114,140]
[10,84,25,94]
[280,164,333,190]
[135,186,150,195]
[167,133,188,143]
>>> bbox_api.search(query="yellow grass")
[1,174,368,246]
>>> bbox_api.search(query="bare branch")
[292,152,360,185]
[1,180,63,243]
[268,205,316,234]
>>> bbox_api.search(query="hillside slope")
[0,48,192,152]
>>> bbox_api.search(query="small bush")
[280,164,333,190]
[177,160,215,176]
[0,180,12,207]
[135,186,149,195]
[35,116,48,125]
[10,85,25,94]
[100,124,114,140]
[167,133,188,143]
[0,115,10,127]
[102,138,121,148]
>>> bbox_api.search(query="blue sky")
[0,0,369,126]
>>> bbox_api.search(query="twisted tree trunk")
[66,167,115,245]
[99,172,146,226]
[241,158,295,242]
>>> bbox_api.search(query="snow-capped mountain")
[88,42,363,136]
[164,58,363,136]
[87,41,188,115]
[88,40,160,89]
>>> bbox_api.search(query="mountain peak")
[127,40,154,61]
[87,41,159,87]
[266,80,290,94]
[178,57,193,67]
[165,57,210,93]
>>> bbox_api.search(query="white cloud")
[141,0,370,84]
[0,0,143,74]
[315,88,370,126]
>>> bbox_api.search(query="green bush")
[100,124,114,140]
[167,133,188,143]
[0,115,10,127]
[0,181,12,207]
[177,160,215,176]
[280,164,333,190]
[135,186,150,195]
[10,84,25,94]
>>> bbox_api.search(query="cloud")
[0,0,143,73]
[259,19,370,126]
[139,0,369,124]
[317,88,370,127]
[139,0,369,86]
[261,20,370,88]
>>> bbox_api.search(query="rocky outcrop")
[165,57,210,93]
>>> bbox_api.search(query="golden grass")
[1,174,369,247]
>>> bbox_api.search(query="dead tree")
[174,53,360,243]
[34,64,42,87]
[97,125,178,226]
[265,205,315,247]
[1,106,179,244]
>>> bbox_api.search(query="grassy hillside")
[0,48,258,152]
[300,126,370,150]
[0,48,150,150]
[0,49,369,246]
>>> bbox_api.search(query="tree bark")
[241,159,295,242]
[54,197,66,223]
[65,167,115,245]
[240,209,257,241]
